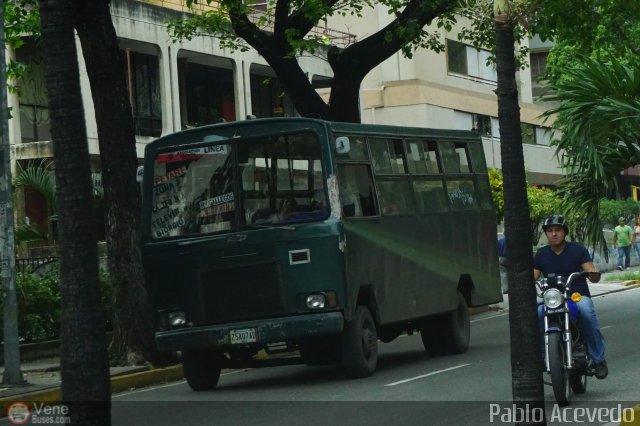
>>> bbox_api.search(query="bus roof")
[146,117,482,153]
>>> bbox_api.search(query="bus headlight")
[543,288,563,309]
[168,311,187,327]
[306,294,326,309]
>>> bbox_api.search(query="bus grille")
[200,262,284,323]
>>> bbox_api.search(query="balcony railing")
[142,0,356,48]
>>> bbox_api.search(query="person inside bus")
[269,196,299,223]
[339,180,362,217]
[382,195,400,215]
[533,214,608,380]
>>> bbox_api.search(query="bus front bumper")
[155,311,344,352]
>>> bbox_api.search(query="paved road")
[111,286,640,425]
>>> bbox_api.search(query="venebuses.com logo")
[6,401,71,424]
[7,402,30,424]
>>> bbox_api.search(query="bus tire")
[420,292,470,355]
[182,348,222,391]
[341,305,378,378]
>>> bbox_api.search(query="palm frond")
[14,160,57,213]
[15,222,49,244]
[542,56,640,260]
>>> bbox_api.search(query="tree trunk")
[38,0,110,423]
[71,0,176,366]
[495,20,547,425]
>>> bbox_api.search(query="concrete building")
[8,0,567,252]
[329,10,562,186]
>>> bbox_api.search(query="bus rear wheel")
[341,305,378,378]
[182,348,222,391]
[420,291,470,356]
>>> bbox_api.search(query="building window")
[446,40,497,82]
[447,40,467,75]
[15,37,51,143]
[521,123,536,145]
[454,110,497,138]
[250,72,295,118]
[535,127,553,146]
[530,51,548,81]
[123,50,162,137]
[183,62,235,127]
[19,104,51,143]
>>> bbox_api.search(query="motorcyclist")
[533,214,608,379]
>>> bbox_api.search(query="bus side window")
[337,164,377,218]
[412,180,448,213]
[377,180,416,215]
[454,143,471,173]
[439,142,461,174]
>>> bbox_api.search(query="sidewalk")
[0,357,183,411]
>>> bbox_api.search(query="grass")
[605,270,640,281]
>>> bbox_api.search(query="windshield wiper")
[245,223,296,231]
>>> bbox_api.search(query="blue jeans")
[538,296,606,364]
[634,242,640,261]
[618,246,631,268]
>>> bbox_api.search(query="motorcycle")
[536,271,599,406]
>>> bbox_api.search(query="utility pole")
[0,1,25,386]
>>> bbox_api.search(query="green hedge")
[0,264,112,343]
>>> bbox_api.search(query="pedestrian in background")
[498,234,508,294]
[634,218,640,263]
[613,216,633,271]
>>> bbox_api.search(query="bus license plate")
[230,328,257,344]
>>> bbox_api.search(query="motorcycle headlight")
[543,288,563,309]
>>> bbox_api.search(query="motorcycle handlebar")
[565,271,601,284]
[537,270,601,291]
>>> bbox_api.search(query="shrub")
[0,263,112,343]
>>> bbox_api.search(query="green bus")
[141,117,501,390]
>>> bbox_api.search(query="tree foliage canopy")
[3,0,40,87]
[542,56,640,254]
[536,0,640,85]
[168,0,460,121]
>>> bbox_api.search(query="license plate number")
[230,328,257,344]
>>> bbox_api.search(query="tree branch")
[287,0,341,38]
[273,0,290,40]
[330,0,456,74]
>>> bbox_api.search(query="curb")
[0,364,183,412]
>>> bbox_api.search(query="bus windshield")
[150,131,328,239]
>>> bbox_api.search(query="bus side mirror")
[335,136,350,154]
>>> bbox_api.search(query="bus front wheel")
[341,305,378,378]
[182,348,222,391]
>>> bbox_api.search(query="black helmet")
[542,214,568,233]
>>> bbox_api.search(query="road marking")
[471,311,507,322]
[113,379,186,397]
[384,363,471,387]
[113,369,246,398]
[600,325,613,330]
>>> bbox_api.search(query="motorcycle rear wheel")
[548,333,571,406]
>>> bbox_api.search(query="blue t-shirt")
[533,242,592,297]
[498,237,507,257]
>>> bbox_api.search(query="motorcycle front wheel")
[548,332,571,406]
[570,370,587,394]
